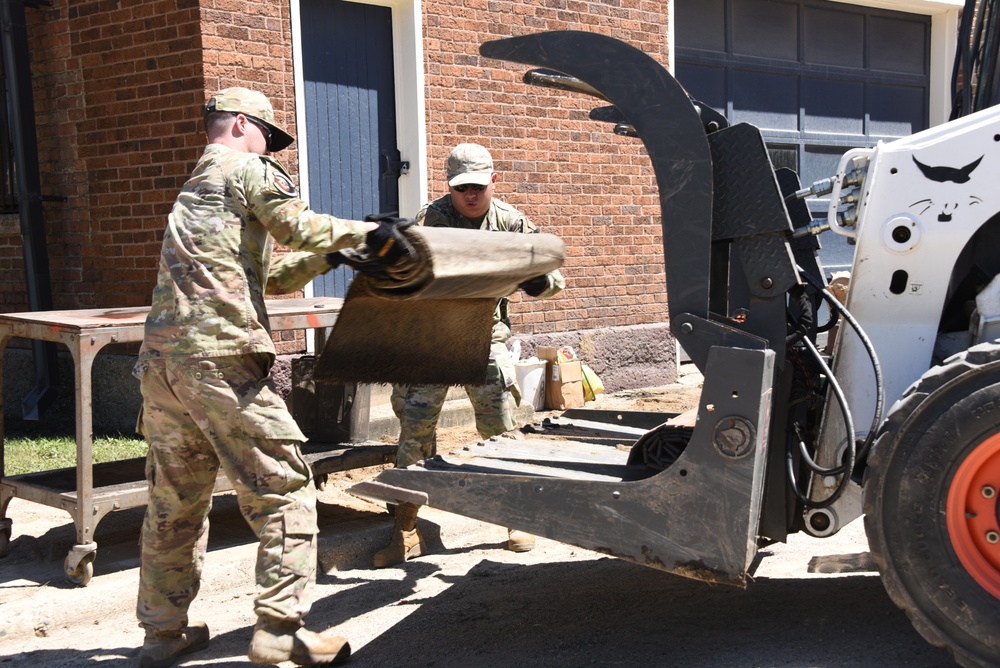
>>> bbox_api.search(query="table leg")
[66,340,98,585]
[0,332,12,557]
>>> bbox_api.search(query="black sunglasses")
[452,183,487,193]
[242,114,272,150]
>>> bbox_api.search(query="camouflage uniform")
[135,137,369,635]
[391,196,564,468]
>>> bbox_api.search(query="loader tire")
[864,341,1000,668]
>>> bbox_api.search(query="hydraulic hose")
[786,334,855,508]
[952,0,1000,117]
[797,267,885,464]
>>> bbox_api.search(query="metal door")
[300,0,401,298]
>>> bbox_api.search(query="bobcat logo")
[910,155,985,222]
[912,156,982,183]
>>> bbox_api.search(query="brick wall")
[1,0,305,349]
[421,0,671,338]
[3,0,671,357]
[198,0,302,352]
[199,0,297,169]
[0,1,85,311]
[0,1,205,311]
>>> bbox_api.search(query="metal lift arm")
[352,31,781,586]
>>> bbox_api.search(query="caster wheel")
[0,518,11,558]
[64,552,94,586]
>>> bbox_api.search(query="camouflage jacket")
[418,195,565,332]
[138,144,369,361]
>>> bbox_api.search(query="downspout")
[1,0,58,420]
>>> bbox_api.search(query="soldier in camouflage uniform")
[134,87,406,668]
[375,143,565,568]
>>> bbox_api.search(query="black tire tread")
[864,340,1000,668]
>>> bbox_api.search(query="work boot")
[373,502,425,568]
[137,621,209,668]
[248,617,351,666]
[507,528,536,553]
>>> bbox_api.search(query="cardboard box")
[537,346,585,410]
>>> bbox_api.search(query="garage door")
[675,0,930,202]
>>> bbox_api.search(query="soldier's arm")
[244,156,372,254]
[510,209,564,299]
[264,252,331,295]
[531,269,565,299]
[419,205,453,228]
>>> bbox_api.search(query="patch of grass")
[4,433,147,476]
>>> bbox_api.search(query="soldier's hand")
[326,251,347,269]
[326,249,391,280]
[519,275,549,297]
[363,213,417,264]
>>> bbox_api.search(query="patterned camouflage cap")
[204,86,295,152]
[447,143,494,187]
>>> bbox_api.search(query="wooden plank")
[459,437,630,465]
[542,417,649,438]
[448,456,628,482]
[305,443,397,474]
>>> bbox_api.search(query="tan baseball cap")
[447,143,494,187]
[204,86,295,152]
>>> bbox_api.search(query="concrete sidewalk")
[366,384,538,443]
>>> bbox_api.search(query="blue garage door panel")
[680,0,726,51]
[803,6,863,68]
[676,0,930,185]
[679,63,727,111]
[732,0,799,61]
[869,83,928,137]
[869,16,928,75]
[802,77,864,135]
[803,145,850,183]
[732,69,799,130]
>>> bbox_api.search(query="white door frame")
[290,0,427,223]
[289,0,426,347]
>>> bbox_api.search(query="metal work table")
[0,298,394,585]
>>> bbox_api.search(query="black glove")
[324,249,388,280]
[519,275,549,297]
[363,212,417,264]
[326,251,346,269]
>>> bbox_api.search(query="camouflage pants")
[391,341,517,468]
[136,354,317,634]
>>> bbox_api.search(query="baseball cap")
[203,86,295,152]
[447,143,494,187]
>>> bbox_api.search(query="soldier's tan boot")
[373,502,425,568]
[138,621,209,668]
[507,528,536,553]
[248,617,350,666]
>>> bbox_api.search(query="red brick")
[3,0,670,346]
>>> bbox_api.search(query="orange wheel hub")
[947,432,1000,599]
